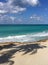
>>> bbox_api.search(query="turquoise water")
[0,24,48,42]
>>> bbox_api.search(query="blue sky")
[0,0,48,24]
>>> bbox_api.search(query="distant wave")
[0,31,48,42]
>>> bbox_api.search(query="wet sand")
[0,40,48,65]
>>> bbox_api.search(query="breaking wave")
[0,31,48,42]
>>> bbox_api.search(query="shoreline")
[0,39,47,44]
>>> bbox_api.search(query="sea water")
[0,24,48,42]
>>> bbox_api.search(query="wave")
[0,31,48,42]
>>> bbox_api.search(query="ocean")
[0,24,48,42]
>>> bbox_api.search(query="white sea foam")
[0,31,48,42]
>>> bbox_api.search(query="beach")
[0,40,48,65]
[0,25,48,65]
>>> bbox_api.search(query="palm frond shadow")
[0,43,16,50]
[17,43,46,55]
[0,43,47,65]
[0,48,18,65]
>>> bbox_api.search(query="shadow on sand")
[0,43,47,65]
[0,43,16,50]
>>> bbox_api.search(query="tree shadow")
[0,43,47,65]
[0,43,16,50]
[16,43,46,55]
[0,48,18,65]
[0,43,17,65]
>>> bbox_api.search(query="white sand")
[0,40,48,65]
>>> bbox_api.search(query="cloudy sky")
[0,0,48,24]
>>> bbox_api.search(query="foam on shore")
[0,31,48,42]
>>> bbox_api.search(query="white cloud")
[0,2,4,6]
[0,10,7,13]
[0,14,23,24]
[0,0,26,14]
[0,0,40,14]
[10,6,26,13]
[0,15,15,24]
[22,0,39,6]
[30,14,42,21]
[0,0,40,24]
[10,16,16,21]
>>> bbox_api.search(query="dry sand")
[0,40,48,65]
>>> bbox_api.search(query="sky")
[0,0,48,24]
